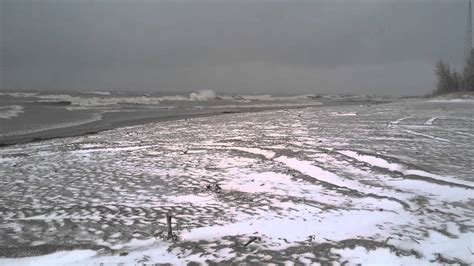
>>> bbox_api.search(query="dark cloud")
[0,0,468,95]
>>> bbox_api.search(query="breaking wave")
[189,90,216,101]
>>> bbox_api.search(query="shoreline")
[0,103,328,147]
[0,99,393,147]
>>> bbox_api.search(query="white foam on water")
[0,92,37,97]
[1,113,103,137]
[189,90,216,101]
[78,91,111,96]
[0,105,24,119]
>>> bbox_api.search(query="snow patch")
[330,112,358,116]
[339,150,474,187]
[403,129,451,142]
[389,116,412,125]
[167,194,220,206]
[424,116,441,125]
[230,147,276,159]
[333,246,422,264]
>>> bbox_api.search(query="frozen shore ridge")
[0,98,473,265]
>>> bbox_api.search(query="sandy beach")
[0,97,473,264]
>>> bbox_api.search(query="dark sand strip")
[0,104,319,147]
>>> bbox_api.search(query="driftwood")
[243,236,261,247]
[153,212,178,241]
[166,212,173,239]
[430,253,465,265]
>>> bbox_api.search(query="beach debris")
[204,183,222,193]
[153,230,164,239]
[430,253,464,264]
[153,213,178,241]
[119,252,128,256]
[166,212,173,239]
[136,255,151,263]
[243,236,261,247]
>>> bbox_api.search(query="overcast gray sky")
[0,0,469,96]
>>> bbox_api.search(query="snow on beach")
[0,99,473,264]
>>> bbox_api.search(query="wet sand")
[0,99,375,147]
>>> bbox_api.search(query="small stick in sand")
[244,236,260,247]
[166,212,173,239]
[384,236,393,244]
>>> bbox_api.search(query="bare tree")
[451,68,461,92]
[462,49,474,91]
[434,60,462,95]
[435,60,452,95]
